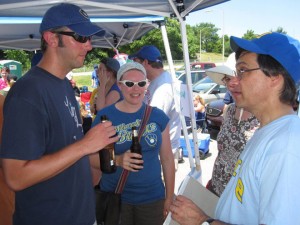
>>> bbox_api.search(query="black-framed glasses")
[234,68,261,80]
[53,31,91,43]
[119,80,147,88]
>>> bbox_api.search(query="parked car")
[205,99,225,131]
[191,62,216,70]
[175,62,216,77]
[177,70,207,85]
[192,77,227,104]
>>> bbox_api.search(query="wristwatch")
[201,218,215,225]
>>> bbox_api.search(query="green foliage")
[3,50,32,73]
[242,30,257,40]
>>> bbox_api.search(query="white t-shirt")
[145,71,181,152]
[215,114,300,225]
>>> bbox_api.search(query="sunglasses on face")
[53,31,92,43]
[119,80,147,88]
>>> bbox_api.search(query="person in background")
[70,78,81,102]
[0,74,18,97]
[170,32,300,225]
[193,94,206,130]
[129,45,181,171]
[90,62,175,225]
[223,90,234,105]
[91,64,99,88]
[205,65,259,197]
[31,52,43,68]
[0,67,10,90]
[0,3,118,225]
[89,57,122,117]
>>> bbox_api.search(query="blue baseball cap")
[128,45,162,62]
[230,32,300,83]
[40,3,105,37]
[105,58,120,73]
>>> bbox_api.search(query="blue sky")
[186,0,300,40]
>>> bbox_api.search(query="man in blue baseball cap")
[170,32,300,225]
[0,3,119,225]
[129,45,182,170]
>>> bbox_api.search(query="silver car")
[192,77,227,104]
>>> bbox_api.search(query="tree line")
[0,18,286,73]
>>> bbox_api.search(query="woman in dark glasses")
[90,62,175,225]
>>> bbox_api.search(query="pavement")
[174,138,218,193]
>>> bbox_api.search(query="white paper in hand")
[164,176,219,225]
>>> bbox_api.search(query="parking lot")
[174,134,218,193]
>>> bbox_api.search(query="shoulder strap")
[138,104,152,141]
[115,104,152,194]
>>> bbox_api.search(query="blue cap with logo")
[230,32,300,83]
[39,3,105,37]
[128,45,162,62]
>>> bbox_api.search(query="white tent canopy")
[0,0,229,51]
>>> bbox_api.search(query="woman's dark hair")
[236,48,297,106]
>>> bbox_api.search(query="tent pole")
[179,20,202,175]
[160,23,195,168]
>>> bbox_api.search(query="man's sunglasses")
[119,80,147,88]
[53,31,91,43]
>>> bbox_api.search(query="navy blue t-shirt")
[0,67,95,225]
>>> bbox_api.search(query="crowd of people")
[0,3,300,225]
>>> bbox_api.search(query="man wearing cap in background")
[91,64,99,88]
[0,3,118,225]
[170,32,300,225]
[129,45,182,170]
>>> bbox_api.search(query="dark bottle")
[130,126,143,168]
[99,115,116,174]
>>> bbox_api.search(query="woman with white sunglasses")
[90,62,175,225]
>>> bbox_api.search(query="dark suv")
[206,99,225,131]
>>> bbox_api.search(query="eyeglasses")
[53,31,91,43]
[119,80,147,88]
[234,68,261,80]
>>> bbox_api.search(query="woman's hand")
[97,66,109,87]
[163,196,174,219]
[117,151,144,171]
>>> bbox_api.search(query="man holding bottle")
[0,3,118,225]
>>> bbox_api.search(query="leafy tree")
[242,30,257,40]
[3,50,32,72]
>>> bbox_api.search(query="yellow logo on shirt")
[232,159,244,203]
[235,178,244,203]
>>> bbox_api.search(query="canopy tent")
[0,0,230,181]
[0,17,162,51]
[0,0,229,50]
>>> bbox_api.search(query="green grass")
[72,52,224,89]
[73,74,95,92]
